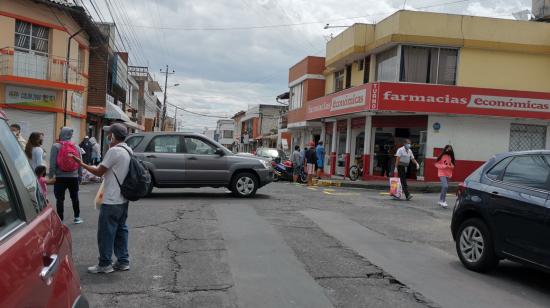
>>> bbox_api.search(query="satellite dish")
[512,9,532,21]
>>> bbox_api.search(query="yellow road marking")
[324,191,360,196]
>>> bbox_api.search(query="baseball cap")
[103,123,128,140]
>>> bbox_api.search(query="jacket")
[435,154,454,178]
[49,127,82,178]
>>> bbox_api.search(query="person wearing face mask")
[25,132,46,170]
[435,145,455,208]
[394,139,419,201]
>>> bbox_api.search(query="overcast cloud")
[88,0,531,131]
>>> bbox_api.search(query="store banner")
[377,82,550,119]
[305,82,550,120]
[6,85,56,107]
[306,84,370,120]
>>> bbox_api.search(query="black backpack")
[113,145,151,201]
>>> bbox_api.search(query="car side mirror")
[215,148,225,156]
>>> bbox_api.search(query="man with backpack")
[49,127,83,224]
[72,123,149,274]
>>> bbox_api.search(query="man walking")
[10,123,27,149]
[50,127,83,224]
[305,141,317,186]
[290,145,302,183]
[315,141,325,179]
[394,139,420,201]
[72,123,131,274]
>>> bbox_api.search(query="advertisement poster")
[6,85,56,107]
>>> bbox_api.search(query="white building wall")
[427,115,550,162]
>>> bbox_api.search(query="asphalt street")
[59,182,550,308]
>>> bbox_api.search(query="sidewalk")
[313,177,459,193]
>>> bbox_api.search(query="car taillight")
[456,182,465,197]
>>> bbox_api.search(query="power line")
[120,0,481,31]
[165,102,230,119]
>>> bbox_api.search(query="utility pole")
[160,65,175,130]
[63,29,83,127]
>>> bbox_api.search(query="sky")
[81,0,532,131]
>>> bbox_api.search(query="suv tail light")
[456,182,466,197]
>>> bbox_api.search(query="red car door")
[0,119,83,308]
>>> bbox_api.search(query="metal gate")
[509,124,547,152]
[5,109,55,155]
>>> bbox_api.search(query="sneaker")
[87,264,114,274]
[406,195,413,201]
[439,201,448,208]
[113,262,130,271]
[74,217,83,224]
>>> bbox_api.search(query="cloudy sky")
[83,0,531,131]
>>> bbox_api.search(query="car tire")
[231,172,258,198]
[456,218,498,272]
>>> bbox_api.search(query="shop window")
[334,70,344,92]
[400,46,457,85]
[345,65,352,88]
[509,124,546,152]
[376,47,399,82]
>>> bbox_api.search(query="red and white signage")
[305,82,550,120]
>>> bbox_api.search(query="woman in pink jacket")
[435,145,455,208]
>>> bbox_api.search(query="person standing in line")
[26,132,46,171]
[71,123,132,274]
[435,145,455,208]
[10,123,27,149]
[315,141,325,179]
[90,137,101,165]
[394,139,420,201]
[290,145,303,183]
[305,141,318,186]
[50,127,83,224]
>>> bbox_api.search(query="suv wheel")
[231,172,258,198]
[456,218,498,272]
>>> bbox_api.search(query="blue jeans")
[440,176,449,202]
[98,203,129,267]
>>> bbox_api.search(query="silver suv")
[126,132,273,197]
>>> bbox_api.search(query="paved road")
[63,182,550,308]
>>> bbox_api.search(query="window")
[376,47,399,81]
[78,47,85,74]
[223,130,233,139]
[363,56,370,84]
[15,20,49,55]
[509,124,547,152]
[185,137,217,155]
[502,156,550,190]
[400,46,458,85]
[345,65,352,88]
[146,135,181,153]
[0,162,22,238]
[486,157,513,181]
[0,120,44,214]
[334,70,344,92]
[289,82,303,110]
[125,136,144,150]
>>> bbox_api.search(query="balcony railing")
[0,47,82,85]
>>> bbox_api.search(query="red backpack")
[56,141,80,172]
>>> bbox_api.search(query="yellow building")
[0,0,95,152]
[299,10,550,181]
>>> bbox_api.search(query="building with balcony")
[0,0,96,152]
[293,10,550,181]
[231,110,245,152]
[215,119,235,149]
[237,104,287,153]
[128,66,162,132]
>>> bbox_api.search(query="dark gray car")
[126,132,273,197]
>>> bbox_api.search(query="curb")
[313,179,458,193]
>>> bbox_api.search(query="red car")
[0,111,88,307]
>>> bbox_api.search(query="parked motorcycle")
[272,160,307,183]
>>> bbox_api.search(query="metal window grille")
[509,124,547,152]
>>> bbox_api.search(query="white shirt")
[395,146,414,165]
[100,143,132,205]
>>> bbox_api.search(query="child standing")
[35,165,55,201]
[435,145,455,208]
